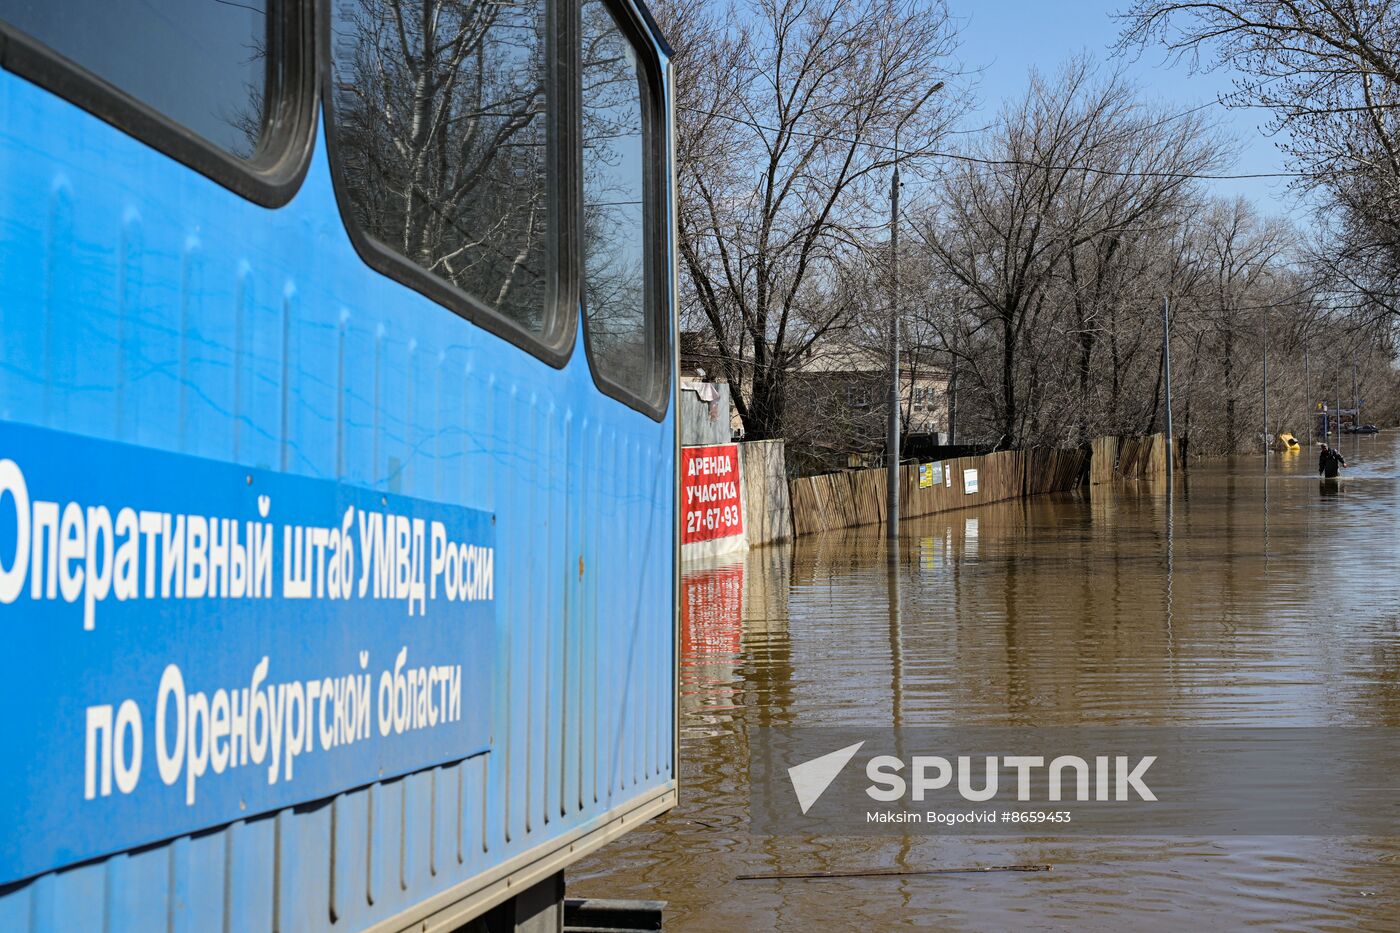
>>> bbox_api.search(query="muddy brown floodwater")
[571,435,1400,931]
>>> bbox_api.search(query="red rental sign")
[682,444,744,544]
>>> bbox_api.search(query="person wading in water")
[1319,443,1347,478]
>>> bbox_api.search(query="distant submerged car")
[1343,423,1381,435]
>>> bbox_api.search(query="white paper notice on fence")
[943,464,952,487]
[963,468,979,494]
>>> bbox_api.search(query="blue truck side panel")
[0,31,676,930]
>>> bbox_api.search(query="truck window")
[1,0,278,160]
[329,0,558,338]
[581,0,667,410]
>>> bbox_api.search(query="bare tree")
[1173,198,1296,451]
[913,58,1225,448]
[656,0,960,439]
[1119,0,1400,324]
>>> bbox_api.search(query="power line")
[678,105,1313,181]
[1134,73,1292,133]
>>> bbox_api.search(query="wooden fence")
[788,466,890,536]
[788,447,1089,536]
[1090,433,1178,484]
[740,439,793,546]
[1022,446,1092,496]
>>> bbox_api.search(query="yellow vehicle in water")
[1274,432,1302,452]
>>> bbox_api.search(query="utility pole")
[1353,362,1360,429]
[886,156,901,540]
[1303,344,1311,446]
[1162,297,1173,478]
[946,324,958,446]
[1261,305,1269,454]
[886,81,941,542]
[948,355,957,445]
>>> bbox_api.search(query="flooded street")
[572,435,1400,931]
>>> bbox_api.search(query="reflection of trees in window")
[228,26,271,161]
[582,0,654,399]
[331,0,551,331]
[3,0,272,159]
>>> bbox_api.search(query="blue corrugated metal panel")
[0,20,676,930]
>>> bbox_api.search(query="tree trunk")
[999,313,1017,449]
[1077,330,1094,444]
[742,366,787,441]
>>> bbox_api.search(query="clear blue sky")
[947,0,1307,224]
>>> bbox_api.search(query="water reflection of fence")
[788,447,1088,536]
